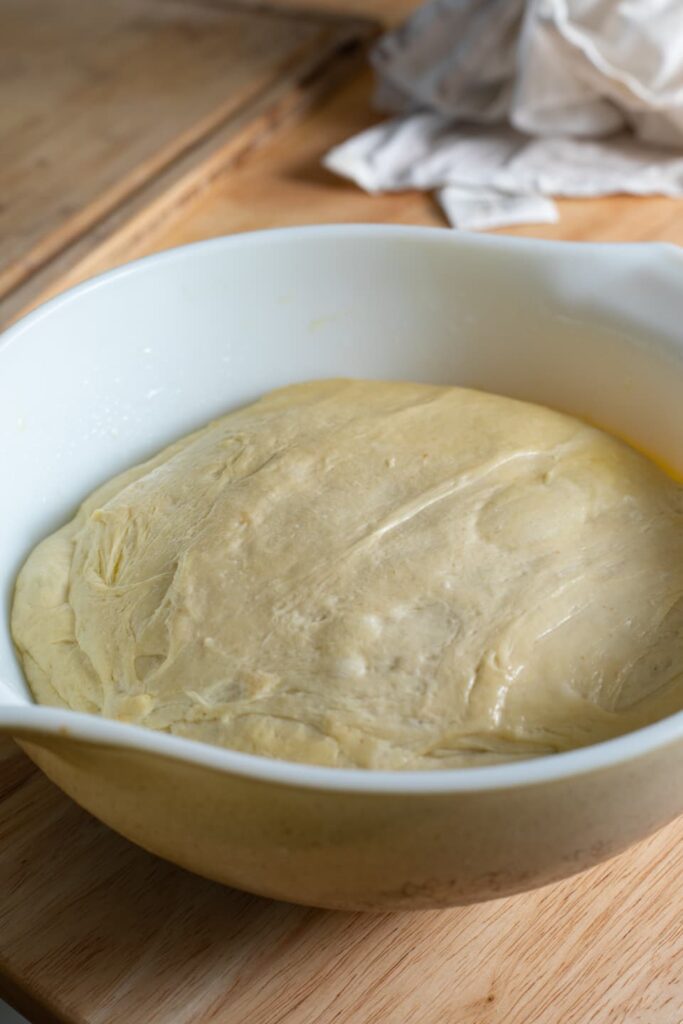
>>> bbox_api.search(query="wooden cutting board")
[0,0,375,326]
[1,735,682,1024]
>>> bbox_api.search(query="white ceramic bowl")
[2,226,683,910]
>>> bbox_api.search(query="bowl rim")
[3,223,683,795]
[3,702,683,793]
[4,223,679,349]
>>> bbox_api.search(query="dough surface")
[12,379,683,769]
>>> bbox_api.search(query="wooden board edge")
[0,964,64,1024]
[1,14,378,330]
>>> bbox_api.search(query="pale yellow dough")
[12,379,683,769]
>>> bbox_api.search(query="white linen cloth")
[324,0,683,228]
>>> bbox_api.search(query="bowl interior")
[3,227,683,710]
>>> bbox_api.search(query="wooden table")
[2,1,683,1020]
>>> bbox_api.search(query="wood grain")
[0,0,375,326]
[0,731,681,1024]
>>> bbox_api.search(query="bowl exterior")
[17,731,683,910]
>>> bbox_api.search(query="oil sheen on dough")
[11,379,683,769]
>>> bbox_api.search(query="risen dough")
[12,379,683,768]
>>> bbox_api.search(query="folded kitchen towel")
[324,0,683,229]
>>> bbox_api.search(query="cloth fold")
[324,0,683,229]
